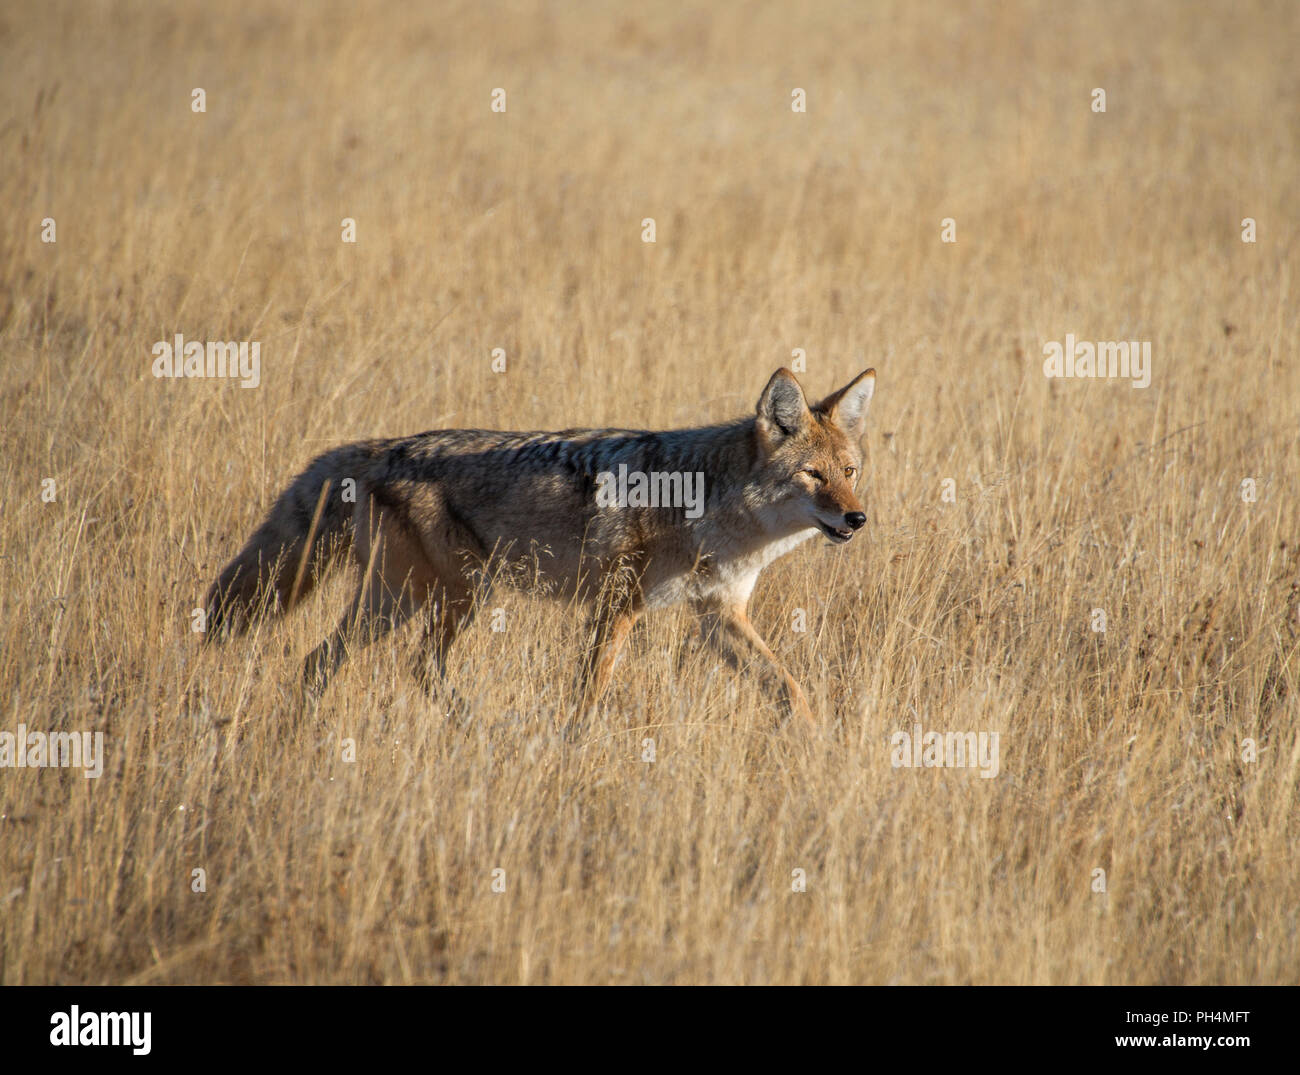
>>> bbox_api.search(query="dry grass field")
[1,0,1298,985]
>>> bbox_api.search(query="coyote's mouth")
[818,520,854,544]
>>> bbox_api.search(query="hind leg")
[398,488,497,712]
[301,569,421,697]
[301,511,430,697]
[410,574,480,710]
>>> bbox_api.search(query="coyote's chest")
[639,526,819,609]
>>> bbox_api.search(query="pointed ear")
[756,367,812,443]
[818,369,875,439]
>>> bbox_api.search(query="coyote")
[205,367,875,725]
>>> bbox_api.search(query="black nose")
[845,511,866,530]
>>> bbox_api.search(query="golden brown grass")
[1,0,1298,984]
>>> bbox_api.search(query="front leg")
[694,600,815,726]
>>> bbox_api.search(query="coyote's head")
[752,366,876,543]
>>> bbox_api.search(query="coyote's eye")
[844,466,857,479]
[802,468,825,483]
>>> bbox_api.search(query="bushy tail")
[205,447,362,637]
